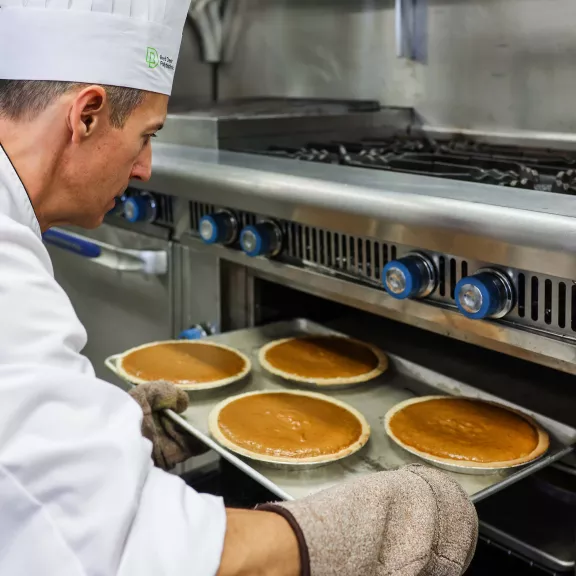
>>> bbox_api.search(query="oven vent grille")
[513,273,573,331]
[285,223,394,283]
[154,194,175,228]
[190,202,214,233]
[187,201,576,338]
[283,224,472,303]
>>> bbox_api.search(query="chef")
[0,2,478,575]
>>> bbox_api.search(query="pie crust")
[117,340,251,391]
[385,395,550,470]
[259,335,388,386]
[209,390,371,465]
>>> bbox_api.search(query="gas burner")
[499,177,536,190]
[253,146,339,164]
[247,138,576,194]
[551,169,576,195]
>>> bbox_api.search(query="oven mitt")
[128,382,209,471]
[259,464,478,576]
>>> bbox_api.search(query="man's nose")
[131,146,152,182]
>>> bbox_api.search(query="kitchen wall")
[208,0,576,136]
[170,21,214,110]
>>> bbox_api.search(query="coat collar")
[0,143,41,238]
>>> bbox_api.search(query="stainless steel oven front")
[44,222,174,386]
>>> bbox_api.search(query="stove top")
[243,137,576,194]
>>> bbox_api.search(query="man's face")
[60,91,168,229]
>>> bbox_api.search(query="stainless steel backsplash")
[181,0,576,136]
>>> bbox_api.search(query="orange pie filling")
[263,336,381,379]
[217,393,364,458]
[121,342,247,384]
[389,398,540,463]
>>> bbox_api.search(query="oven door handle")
[43,228,168,275]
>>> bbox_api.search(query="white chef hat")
[0,0,191,95]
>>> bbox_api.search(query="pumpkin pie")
[385,395,549,470]
[117,340,251,390]
[209,390,371,465]
[259,335,388,386]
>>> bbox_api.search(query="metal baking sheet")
[105,319,576,503]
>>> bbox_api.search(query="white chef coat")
[0,144,227,575]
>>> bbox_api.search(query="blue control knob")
[240,221,283,258]
[455,269,515,320]
[124,193,157,223]
[178,327,207,340]
[178,323,217,340]
[382,253,436,299]
[199,211,238,245]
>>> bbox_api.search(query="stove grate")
[242,138,576,194]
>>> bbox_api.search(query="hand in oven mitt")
[129,382,208,471]
[260,464,478,576]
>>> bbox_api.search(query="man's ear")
[68,85,108,144]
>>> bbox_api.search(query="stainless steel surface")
[175,243,222,336]
[458,283,484,315]
[484,269,515,319]
[105,319,576,502]
[218,0,576,135]
[145,144,576,276]
[134,138,576,373]
[48,223,175,385]
[169,18,213,109]
[206,209,574,340]
[414,252,436,298]
[182,234,576,376]
[157,103,411,149]
[188,0,222,64]
[219,261,258,331]
[480,522,574,573]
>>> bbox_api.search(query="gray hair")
[0,80,145,128]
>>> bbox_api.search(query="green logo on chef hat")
[146,47,159,69]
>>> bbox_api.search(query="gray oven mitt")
[259,464,478,576]
[128,382,208,471]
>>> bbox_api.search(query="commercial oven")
[123,104,576,574]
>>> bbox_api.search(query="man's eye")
[142,134,156,148]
